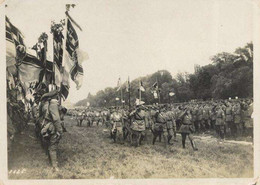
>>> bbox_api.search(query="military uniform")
[179,111,194,134]
[101,110,109,126]
[94,111,103,126]
[39,90,63,170]
[76,112,85,126]
[110,110,124,143]
[151,109,169,148]
[86,111,94,127]
[202,106,210,130]
[225,105,233,136]
[233,103,242,136]
[128,107,148,146]
[179,110,197,150]
[192,106,199,132]
[129,109,147,132]
[197,106,203,132]
[165,109,177,143]
[215,107,225,139]
[210,108,216,130]
[244,103,253,137]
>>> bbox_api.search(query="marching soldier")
[110,107,124,143]
[197,105,203,133]
[152,106,169,149]
[95,110,103,126]
[86,110,94,127]
[101,109,110,127]
[210,105,216,130]
[76,111,85,127]
[179,109,198,151]
[202,105,210,131]
[165,106,177,144]
[233,102,242,137]
[192,104,199,133]
[129,103,149,146]
[225,102,233,137]
[215,106,225,139]
[244,101,253,137]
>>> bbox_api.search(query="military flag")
[6,16,44,96]
[139,80,145,92]
[63,17,84,90]
[51,10,87,100]
[6,16,25,69]
[116,77,121,91]
[17,52,46,86]
[151,81,159,99]
[6,16,24,47]
[135,98,145,106]
[152,81,158,89]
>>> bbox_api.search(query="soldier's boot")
[168,135,173,145]
[220,129,225,140]
[190,140,198,151]
[62,124,67,132]
[163,135,168,149]
[140,132,146,145]
[113,131,117,143]
[49,150,59,171]
[182,139,186,149]
[173,132,178,142]
[47,151,51,165]
[136,133,141,147]
[152,135,157,145]
[123,130,127,140]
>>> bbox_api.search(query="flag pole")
[139,80,141,102]
[43,40,47,84]
[52,35,56,89]
[59,5,69,105]
[157,77,160,104]
[120,83,123,108]
[128,76,131,111]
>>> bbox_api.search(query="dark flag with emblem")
[6,16,24,47]
[139,80,145,92]
[152,82,158,89]
[6,16,25,69]
[63,17,84,91]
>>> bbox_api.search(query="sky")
[6,0,254,104]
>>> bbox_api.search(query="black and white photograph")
[1,0,260,184]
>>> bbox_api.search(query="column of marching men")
[7,84,254,171]
[70,98,253,150]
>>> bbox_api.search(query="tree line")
[75,43,253,107]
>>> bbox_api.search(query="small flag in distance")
[139,81,145,92]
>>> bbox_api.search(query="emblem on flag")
[139,81,145,92]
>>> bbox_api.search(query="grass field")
[8,115,254,179]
